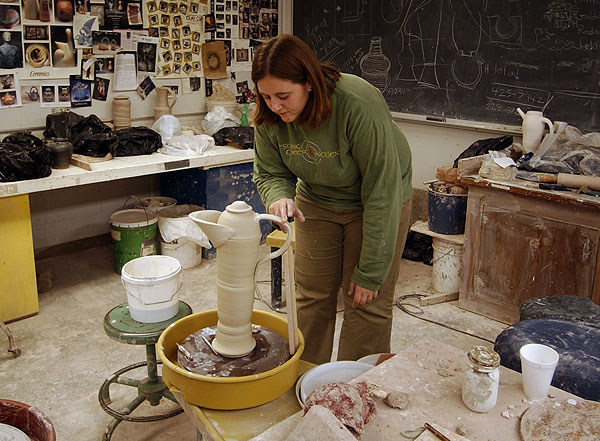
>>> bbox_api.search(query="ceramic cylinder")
[112,96,131,130]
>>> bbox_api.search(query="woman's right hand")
[269,198,305,231]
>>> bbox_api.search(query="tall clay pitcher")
[189,201,291,358]
[154,86,177,120]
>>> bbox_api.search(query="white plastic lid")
[110,209,158,228]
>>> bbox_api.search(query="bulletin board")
[0,0,278,113]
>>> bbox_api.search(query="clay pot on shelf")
[46,138,73,169]
[154,87,177,121]
[112,95,131,130]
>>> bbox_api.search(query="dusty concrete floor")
[0,245,507,441]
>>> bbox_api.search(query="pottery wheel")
[520,399,600,441]
[177,325,290,377]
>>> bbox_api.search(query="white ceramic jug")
[189,201,291,357]
[517,108,554,153]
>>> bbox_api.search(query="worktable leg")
[0,194,38,322]
[271,248,282,309]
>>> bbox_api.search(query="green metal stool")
[99,301,192,441]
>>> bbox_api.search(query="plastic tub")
[157,309,304,410]
[121,255,183,323]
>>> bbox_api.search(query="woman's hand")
[268,198,305,231]
[348,281,378,308]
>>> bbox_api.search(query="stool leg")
[102,394,146,441]
[271,250,282,309]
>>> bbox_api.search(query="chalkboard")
[293,1,600,132]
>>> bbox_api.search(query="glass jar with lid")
[461,345,500,413]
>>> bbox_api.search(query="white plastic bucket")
[160,237,202,269]
[121,255,183,323]
[519,343,560,399]
[432,238,464,294]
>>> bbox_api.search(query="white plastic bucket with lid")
[121,255,183,323]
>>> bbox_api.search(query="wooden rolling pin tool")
[556,173,600,191]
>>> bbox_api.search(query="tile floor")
[0,244,507,440]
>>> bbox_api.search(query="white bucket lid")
[110,209,158,228]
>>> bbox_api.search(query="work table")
[459,175,600,324]
[186,339,583,441]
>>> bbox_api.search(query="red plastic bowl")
[0,399,56,441]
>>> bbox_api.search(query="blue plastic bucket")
[427,183,467,235]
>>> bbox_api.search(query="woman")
[252,34,412,364]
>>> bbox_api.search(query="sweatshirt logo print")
[281,140,339,165]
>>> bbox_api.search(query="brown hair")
[251,34,340,129]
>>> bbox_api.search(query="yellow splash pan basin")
[157,309,304,410]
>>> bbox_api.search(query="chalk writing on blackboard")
[294,1,600,131]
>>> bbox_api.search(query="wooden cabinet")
[459,182,600,324]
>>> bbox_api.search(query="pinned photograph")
[70,75,92,107]
[51,26,77,68]
[0,31,24,69]
[24,43,50,68]
[93,77,109,100]
[21,85,40,103]
[136,39,157,74]
[58,85,71,102]
[41,85,56,106]
[24,26,49,41]
[127,3,142,25]
[201,40,227,79]
[92,30,121,54]
[0,90,19,108]
[74,16,98,48]
[136,75,155,99]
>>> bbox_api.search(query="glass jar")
[461,345,500,413]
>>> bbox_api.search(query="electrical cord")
[394,294,496,344]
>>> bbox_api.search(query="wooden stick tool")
[284,246,299,355]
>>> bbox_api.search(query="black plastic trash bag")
[113,127,162,156]
[0,132,52,182]
[401,231,433,265]
[213,126,254,149]
[452,135,513,168]
[43,111,84,140]
[70,115,117,157]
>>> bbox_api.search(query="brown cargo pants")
[294,194,412,364]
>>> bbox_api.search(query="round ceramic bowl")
[357,353,396,366]
[157,309,304,410]
[298,361,373,406]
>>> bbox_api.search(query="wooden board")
[520,399,600,441]
[70,153,113,171]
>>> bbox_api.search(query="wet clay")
[177,325,290,377]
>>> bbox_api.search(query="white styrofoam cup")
[519,343,559,399]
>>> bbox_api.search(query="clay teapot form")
[189,201,291,358]
[517,108,554,153]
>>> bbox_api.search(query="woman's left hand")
[348,281,378,308]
